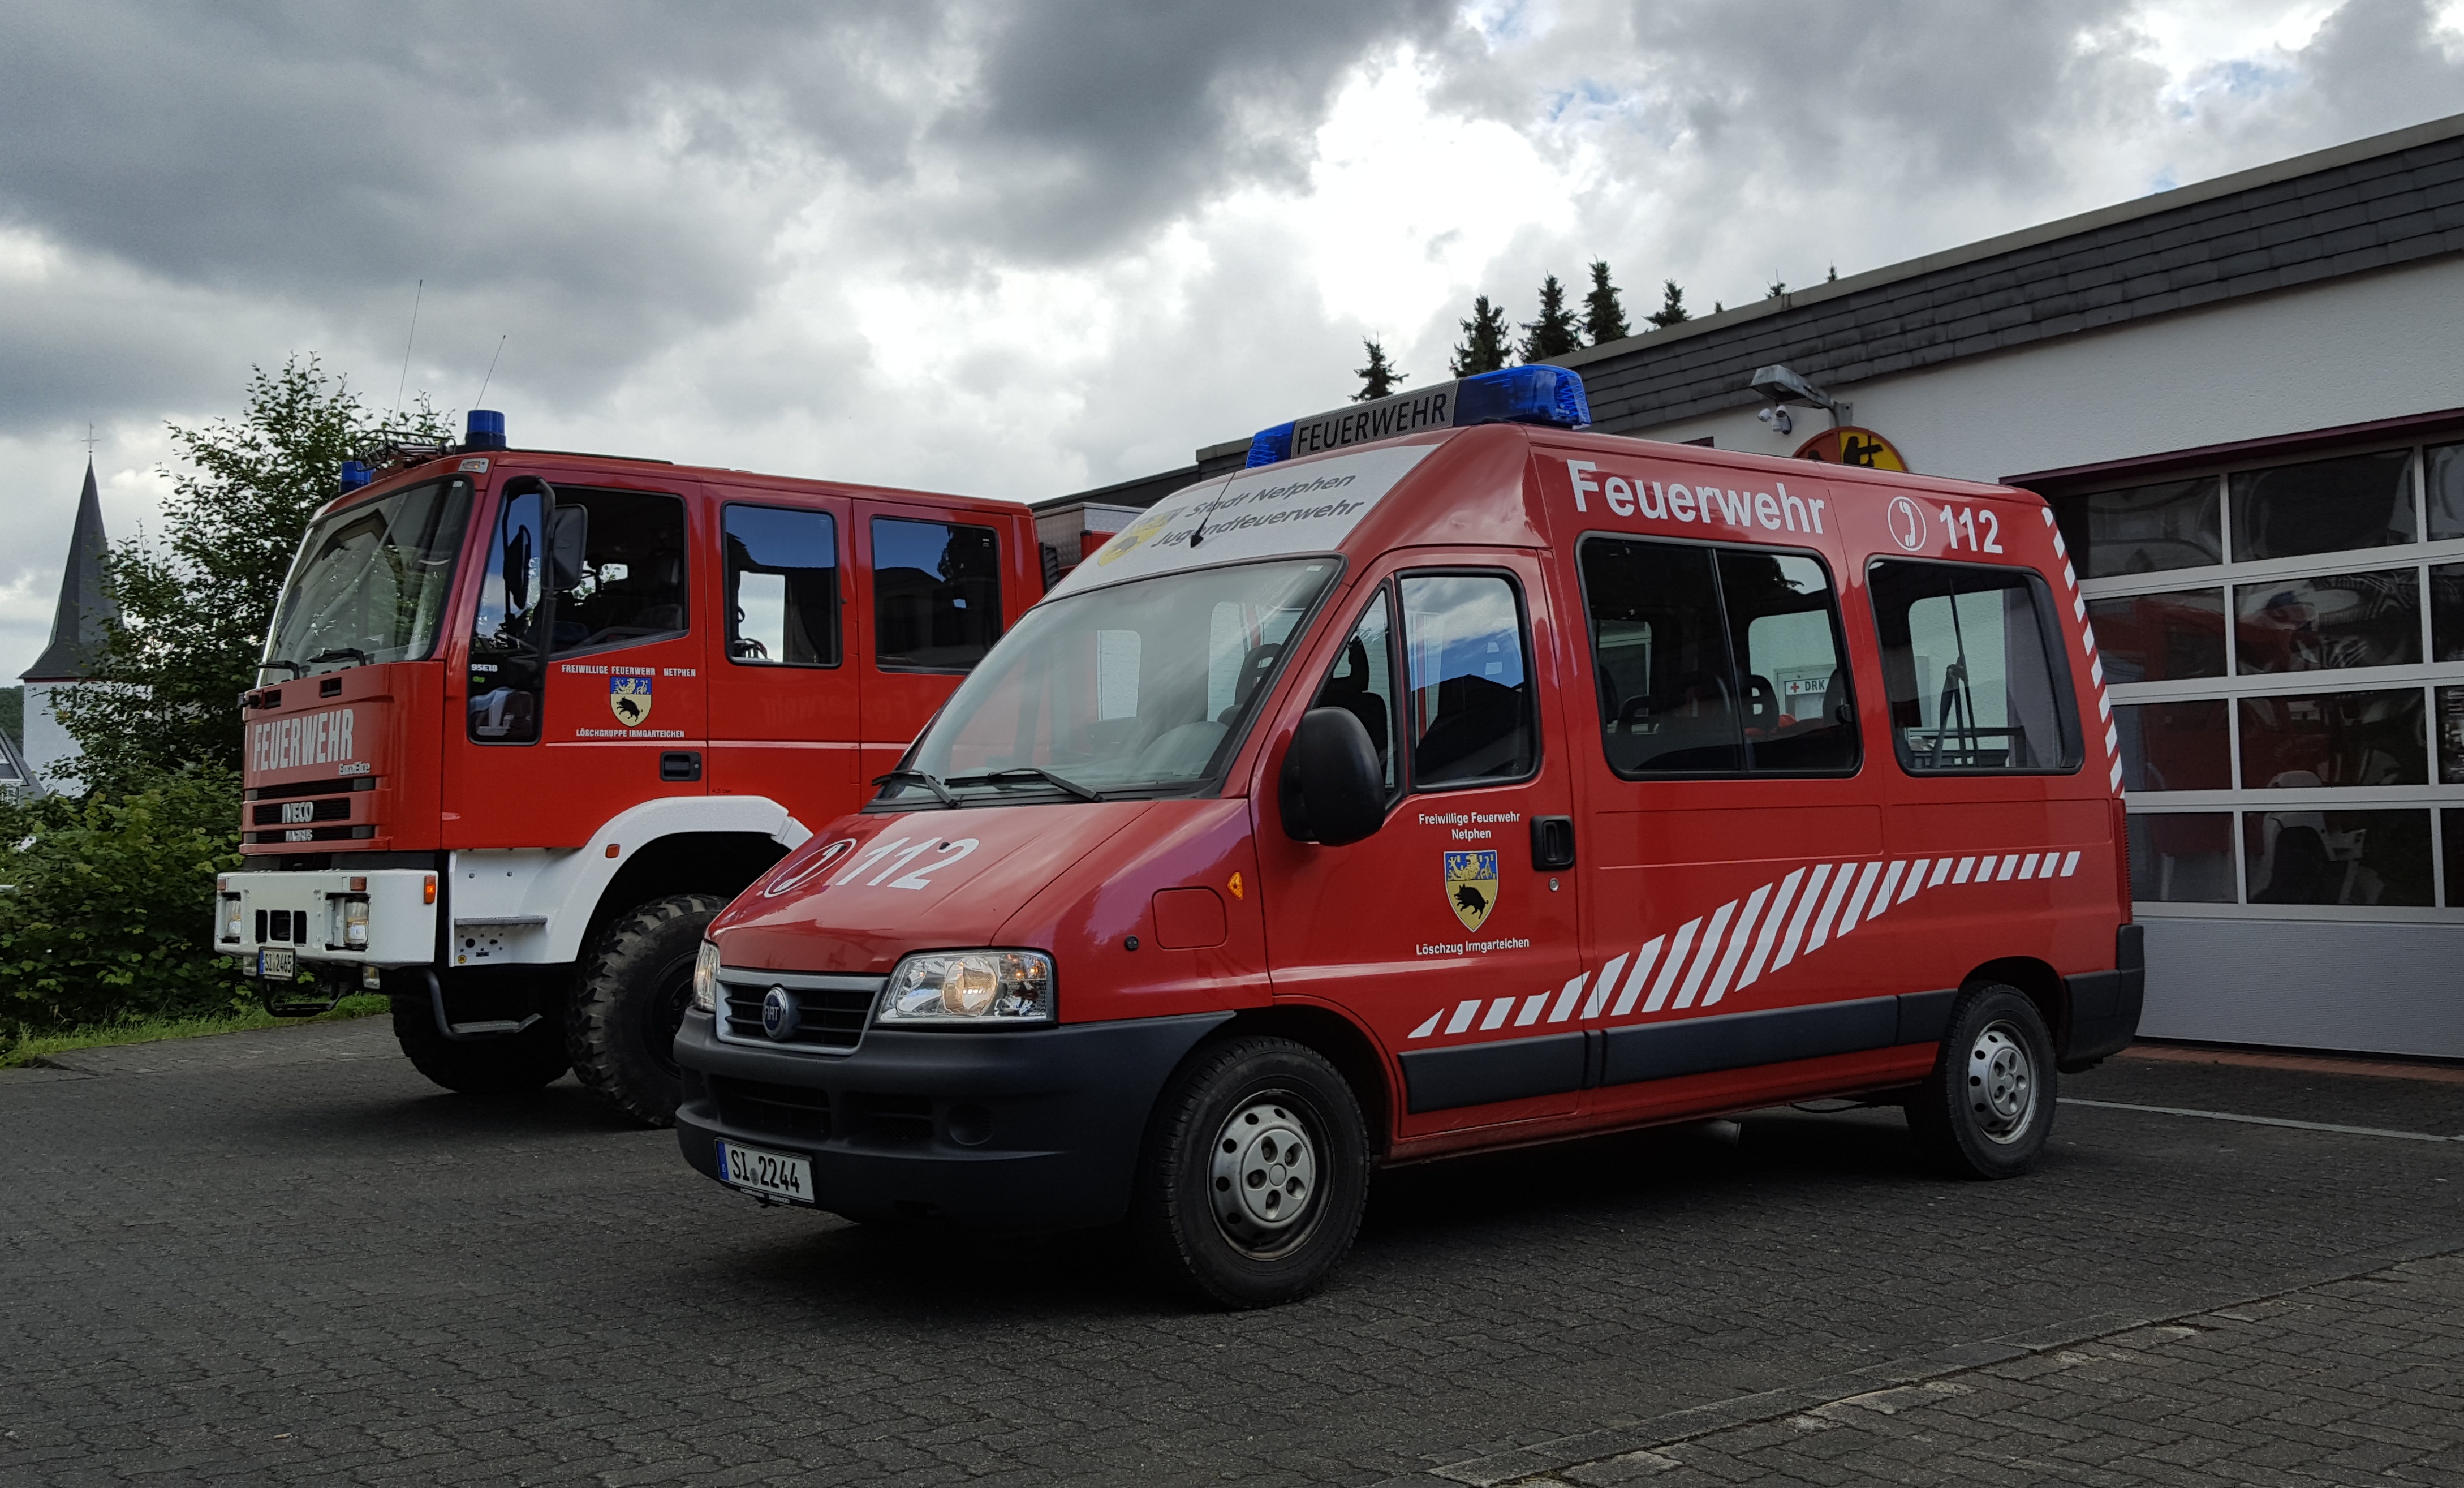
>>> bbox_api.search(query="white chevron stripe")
[1833,860,1885,938]
[1642,917,1704,1013]
[2082,622,2099,657]
[1480,996,1514,1030]
[2090,656,2105,686]
[1803,863,1861,952]
[1514,990,1550,1026]
[2019,852,2041,878]
[1863,860,1911,922]
[1672,899,1740,1009]
[1734,868,1807,992]
[2062,561,2077,589]
[2097,691,2112,719]
[1701,884,1771,1007]
[2074,593,2087,621]
[2110,760,2126,790]
[1549,970,1591,1022]
[1445,999,1479,1034]
[1769,862,1834,972]
[1408,1009,1441,1038]
[1609,936,1663,1016]
[2061,850,2082,876]
[1928,858,1953,887]
[1950,855,1975,883]
[1897,858,1929,904]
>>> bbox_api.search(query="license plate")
[716,1139,812,1204]
[257,947,296,978]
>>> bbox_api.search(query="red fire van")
[214,412,1041,1124]
[673,368,2143,1306]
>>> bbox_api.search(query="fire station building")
[1044,111,2464,1061]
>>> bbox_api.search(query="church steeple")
[21,459,118,683]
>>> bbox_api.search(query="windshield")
[880,558,1338,806]
[261,478,473,683]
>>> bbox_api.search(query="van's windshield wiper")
[945,767,1106,802]
[871,769,958,807]
[305,647,372,669]
[259,659,306,678]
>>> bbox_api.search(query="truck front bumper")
[210,867,438,970]
[673,1009,1230,1229]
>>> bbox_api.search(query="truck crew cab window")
[1580,537,1858,776]
[1399,574,1537,789]
[1307,590,1399,793]
[873,517,1001,670]
[468,484,545,743]
[550,488,689,656]
[1868,559,2082,772]
[725,504,839,666]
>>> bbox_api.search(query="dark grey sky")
[1,0,2457,678]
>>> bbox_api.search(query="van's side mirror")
[548,505,590,591]
[1280,707,1386,847]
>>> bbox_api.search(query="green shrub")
[0,769,248,1038]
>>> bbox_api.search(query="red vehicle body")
[212,418,1041,1122]
[674,374,2142,1305]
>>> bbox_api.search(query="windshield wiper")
[945,766,1106,803]
[305,647,372,669]
[871,769,958,807]
[259,660,306,678]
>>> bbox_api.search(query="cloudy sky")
[4,0,2462,678]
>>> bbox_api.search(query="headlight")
[691,940,721,1013]
[341,896,369,948]
[220,894,243,943]
[878,951,1053,1026]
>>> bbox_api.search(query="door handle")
[660,750,703,782]
[1531,815,1575,871]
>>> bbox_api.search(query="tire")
[1906,983,2057,1179]
[567,893,724,1128]
[1131,1036,1371,1309]
[390,987,571,1095]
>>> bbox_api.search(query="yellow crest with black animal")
[1444,849,1499,933]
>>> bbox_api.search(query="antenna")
[83,422,98,461]
[391,279,424,423]
[472,334,507,408]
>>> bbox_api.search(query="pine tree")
[1450,295,1512,376]
[1582,260,1630,344]
[1354,338,1406,401]
[1518,274,1582,363]
[1646,279,1692,330]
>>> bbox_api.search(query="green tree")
[1647,280,1692,330]
[1354,338,1407,401]
[1449,295,1513,376]
[1582,260,1630,344]
[57,356,446,795]
[1518,274,1583,363]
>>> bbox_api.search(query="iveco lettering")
[674,367,2143,1307]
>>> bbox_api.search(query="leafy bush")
[0,769,247,1038]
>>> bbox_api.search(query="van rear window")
[1579,538,1859,777]
[1867,559,2082,773]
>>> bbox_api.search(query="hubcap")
[1210,1100,1319,1252]
[1966,1019,2037,1144]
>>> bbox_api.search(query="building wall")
[1621,254,2464,485]
[22,681,80,790]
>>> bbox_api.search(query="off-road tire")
[567,893,725,1128]
[390,987,570,1095]
[1906,982,2057,1179]
[1131,1036,1370,1309]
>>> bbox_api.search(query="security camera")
[1756,406,1794,435]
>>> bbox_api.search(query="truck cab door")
[703,488,856,825]
[851,501,1009,792]
[1259,553,1584,1140]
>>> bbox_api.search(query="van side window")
[1399,574,1537,789]
[873,517,1001,670]
[725,505,839,666]
[1719,551,1859,772]
[1579,537,1858,776]
[550,488,690,656]
[1307,589,1399,793]
[1868,559,2082,772]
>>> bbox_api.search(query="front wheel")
[567,893,724,1128]
[1905,983,2057,1179]
[1131,1037,1370,1309]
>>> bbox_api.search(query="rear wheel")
[1906,983,2056,1178]
[390,982,570,1095]
[567,893,724,1128]
[1131,1037,1369,1309]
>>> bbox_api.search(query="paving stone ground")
[2,1020,2458,1487]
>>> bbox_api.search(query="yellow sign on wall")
[1794,425,1907,470]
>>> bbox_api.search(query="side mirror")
[549,505,590,590]
[1280,707,1386,847]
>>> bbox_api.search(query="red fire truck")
[214,411,1042,1124]
[671,368,2143,1306]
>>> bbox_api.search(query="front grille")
[249,777,377,802]
[709,1077,832,1142]
[247,824,376,845]
[714,973,881,1053]
[845,1093,934,1145]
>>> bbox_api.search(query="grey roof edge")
[1554,109,2464,373]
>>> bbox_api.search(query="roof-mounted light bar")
[1245,364,1592,468]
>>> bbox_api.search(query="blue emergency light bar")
[338,461,372,492]
[1245,364,1592,468]
[464,408,509,451]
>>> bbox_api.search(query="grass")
[0,994,391,1068]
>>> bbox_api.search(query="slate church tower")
[19,459,120,789]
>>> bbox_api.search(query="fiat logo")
[1886,495,1928,552]
[760,986,799,1040]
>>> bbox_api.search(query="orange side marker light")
[422,874,437,905]
[1227,872,1243,900]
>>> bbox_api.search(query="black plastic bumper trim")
[2058,922,2146,1070]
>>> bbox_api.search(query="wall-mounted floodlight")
[1749,363,1850,429]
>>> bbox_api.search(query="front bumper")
[673,1009,1230,1229]
[211,867,438,970]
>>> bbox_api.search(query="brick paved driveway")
[3,1019,2458,1486]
